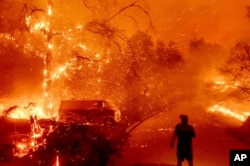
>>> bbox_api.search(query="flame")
[22,1,54,115]
[33,22,45,31]
[30,141,35,147]
[206,78,249,122]
[25,16,31,28]
[4,0,107,121]
[78,43,87,51]
[212,80,237,92]
[7,103,49,119]
[31,132,42,139]
[105,59,110,64]
[0,33,15,41]
[12,118,52,158]
[208,104,247,122]
[21,0,98,119]
[48,5,52,16]
[56,155,60,166]
[95,53,100,58]
[76,25,83,30]
[48,42,53,49]
[6,58,84,120]
[25,15,48,33]
[51,58,77,80]
[17,143,27,151]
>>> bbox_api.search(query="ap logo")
[230,150,250,166]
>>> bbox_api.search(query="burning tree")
[221,5,250,99]
[221,42,250,98]
[0,0,186,125]
[0,0,156,118]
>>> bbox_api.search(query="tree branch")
[105,0,140,23]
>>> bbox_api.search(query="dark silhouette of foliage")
[9,123,128,166]
[156,40,183,67]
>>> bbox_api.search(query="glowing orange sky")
[144,0,249,47]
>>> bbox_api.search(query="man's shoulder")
[176,123,194,130]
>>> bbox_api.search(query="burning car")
[58,100,121,126]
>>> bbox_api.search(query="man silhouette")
[170,114,196,166]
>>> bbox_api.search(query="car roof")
[59,100,120,113]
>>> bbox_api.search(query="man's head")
[179,114,188,124]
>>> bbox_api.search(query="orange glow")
[56,155,60,166]
[208,104,247,122]
[0,33,15,41]
[48,42,53,49]
[95,53,101,59]
[25,14,48,33]
[78,43,87,51]
[2,0,249,128]
[48,6,52,16]
[33,22,45,31]
[30,141,35,147]
[51,58,77,80]
[48,102,53,110]
[43,69,48,76]
[76,25,83,30]
[211,79,237,92]
[21,0,56,116]
[105,59,110,64]
[25,16,31,27]
[17,143,27,151]
[3,54,84,120]
[31,132,42,139]
[7,104,49,119]
[12,119,51,158]
[206,78,250,122]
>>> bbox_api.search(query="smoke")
[0,47,43,100]
[147,0,250,47]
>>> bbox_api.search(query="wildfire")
[205,77,250,122]
[1,0,107,121]
[208,104,248,122]
[12,116,52,158]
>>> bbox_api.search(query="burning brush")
[9,113,56,159]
